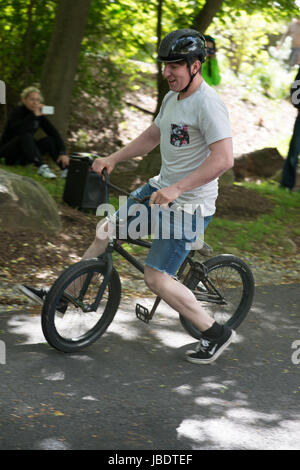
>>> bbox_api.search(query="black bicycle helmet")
[157,29,206,93]
[157,29,206,64]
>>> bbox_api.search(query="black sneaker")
[186,327,235,364]
[16,285,48,304]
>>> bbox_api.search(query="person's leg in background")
[1,136,22,165]
[1,133,43,167]
[281,111,300,191]
[1,132,56,179]
[36,136,68,178]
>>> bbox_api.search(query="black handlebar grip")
[102,168,109,182]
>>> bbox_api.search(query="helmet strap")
[179,60,200,94]
[179,71,197,94]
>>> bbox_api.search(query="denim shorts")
[112,183,212,276]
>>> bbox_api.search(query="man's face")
[163,60,200,92]
[163,61,191,92]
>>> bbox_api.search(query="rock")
[233,147,284,180]
[271,169,282,182]
[219,168,235,186]
[0,169,61,233]
[271,163,300,187]
[280,238,297,254]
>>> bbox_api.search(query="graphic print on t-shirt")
[170,124,189,147]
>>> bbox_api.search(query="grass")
[0,160,65,203]
[206,180,300,257]
[1,161,299,260]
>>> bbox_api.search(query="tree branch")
[125,101,155,115]
[192,0,224,33]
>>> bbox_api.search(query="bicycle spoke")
[42,259,121,352]
[54,270,109,341]
[201,265,245,324]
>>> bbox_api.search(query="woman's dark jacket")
[0,105,66,154]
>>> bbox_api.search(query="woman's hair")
[204,35,216,46]
[20,86,44,102]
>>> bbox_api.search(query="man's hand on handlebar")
[149,185,182,208]
[92,157,115,179]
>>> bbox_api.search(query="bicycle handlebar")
[100,167,150,204]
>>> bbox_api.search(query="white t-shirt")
[149,80,232,216]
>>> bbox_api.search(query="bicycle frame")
[99,169,194,274]
[95,170,180,320]
[98,170,151,274]
[41,168,254,352]
[89,169,222,320]
[113,238,150,274]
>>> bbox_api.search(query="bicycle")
[41,169,255,353]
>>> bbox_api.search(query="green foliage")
[0,0,158,110]
[211,10,280,74]
[206,8,298,100]
[0,0,57,101]
[1,0,299,123]
[76,0,158,106]
[222,0,299,20]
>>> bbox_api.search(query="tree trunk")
[192,0,224,33]
[155,0,168,119]
[40,0,91,142]
[24,0,34,84]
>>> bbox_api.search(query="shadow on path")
[0,284,299,450]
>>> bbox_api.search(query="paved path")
[0,283,299,450]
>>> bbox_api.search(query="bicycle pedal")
[136,303,151,324]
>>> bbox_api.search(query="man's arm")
[93,123,160,175]
[149,137,233,206]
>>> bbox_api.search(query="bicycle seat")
[190,240,213,256]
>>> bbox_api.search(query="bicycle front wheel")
[180,254,255,340]
[42,258,121,352]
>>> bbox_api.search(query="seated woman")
[0,86,69,178]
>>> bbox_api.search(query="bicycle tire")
[180,254,255,340]
[42,258,121,352]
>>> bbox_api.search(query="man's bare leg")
[144,265,213,332]
[82,219,110,259]
[67,219,110,295]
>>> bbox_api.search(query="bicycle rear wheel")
[42,258,121,352]
[180,254,255,340]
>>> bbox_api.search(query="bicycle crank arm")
[194,293,227,304]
